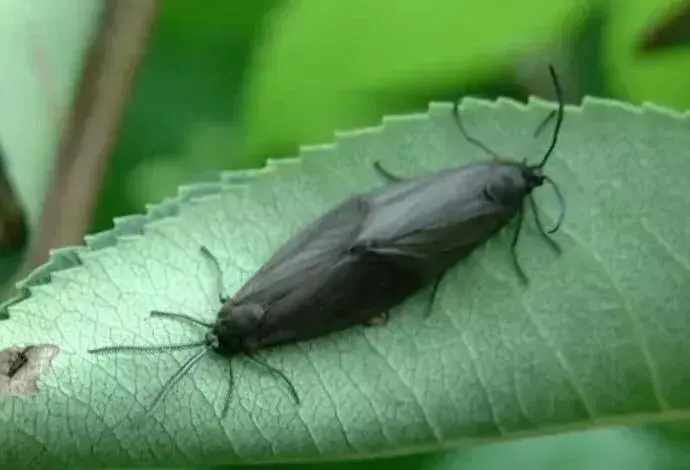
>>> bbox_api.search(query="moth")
[89,65,566,418]
[350,64,566,312]
[89,196,427,417]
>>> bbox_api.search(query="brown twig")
[4,0,160,298]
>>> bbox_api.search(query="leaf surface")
[1,98,689,469]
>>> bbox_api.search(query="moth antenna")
[200,245,229,304]
[150,310,213,329]
[452,97,502,159]
[527,194,561,253]
[510,205,528,284]
[246,354,300,405]
[220,362,235,418]
[424,276,443,318]
[536,64,564,169]
[88,341,207,355]
[543,175,565,234]
[144,346,214,417]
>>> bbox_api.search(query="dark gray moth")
[349,64,566,312]
[88,195,426,417]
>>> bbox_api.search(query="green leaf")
[1,97,689,469]
[239,0,586,162]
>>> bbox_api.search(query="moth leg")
[510,206,529,285]
[364,311,389,326]
[424,275,444,318]
[528,195,561,254]
[246,354,300,405]
[220,361,235,418]
[373,161,404,183]
[452,98,502,160]
[199,245,230,304]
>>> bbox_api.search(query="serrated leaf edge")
[3,96,685,317]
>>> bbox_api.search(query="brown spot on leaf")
[0,344,59,396]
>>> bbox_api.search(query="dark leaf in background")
[561,4,610,99]
[0,144,28,255]
[638,1,690,53]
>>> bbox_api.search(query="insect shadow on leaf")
[87,246,299,420]
[370,65,566,316]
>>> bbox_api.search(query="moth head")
[523,163,547,193]
[212,303,264,355]
[484,163,531,208]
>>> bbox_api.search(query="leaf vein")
[461,332,506,437]
[519,298,596,418]
[560,226,670,411]
[361,330,444,442]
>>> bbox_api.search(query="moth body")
[88,194,426,416]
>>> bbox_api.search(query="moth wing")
[357,164,514,274]
[231,195,370,302]
[247,253,361,347]
[368,198,507,257]
[250,238,423,348]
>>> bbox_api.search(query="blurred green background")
[97,0,690,232]
[4,0,690,468]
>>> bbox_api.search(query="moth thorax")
[485,164,530,207]
[523,165,546,191]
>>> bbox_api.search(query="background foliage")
[1,0,690,469]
